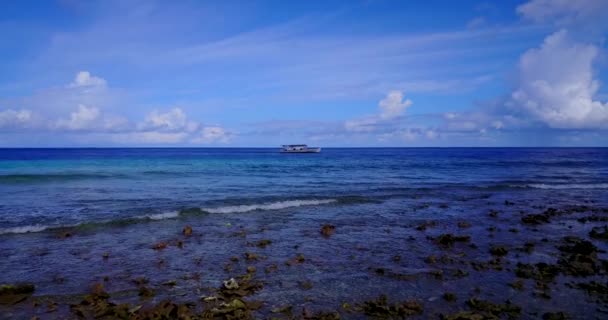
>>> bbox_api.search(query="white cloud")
[68,71,107,88]
[402,129,421,141]
[508,30,608,128]
[492,120,504,129]
[139,108,199,132]
[0,109,32,129]
[517,0,608,26]
[117,131,190,144]
[344,117,378,133]
[379,91,412,120]
[425,130,438,139]
[52,104,129,132]
[192,126,232,144]
[345,91,413,133]
[54,105,101,130]
[1,71,234,145]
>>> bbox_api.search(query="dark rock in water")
[415,220,437,231]
[320,224,336,237]
[557,237,603,276]
[589,226,608,240]
[521,214,550,225]
[515,262,559,282]
[303,309,340,320]
[543,311,570,320]
[138,286,155,298]
[299,280,313,290]
[152,241,168,250]
[286,254,306,266]
[436,234,471,247]
[523,242,535,254]
[558,236,598,255]
[471,258,503,271]
[264,263,278,274]
[220,275,263,298]
[458,221,471,228]
[572,281,608,302]
[132,277,149,286]
[534,281,552,299]
[440,310,488,320]
[0,283,35,305]
[488,209,499,217]
[182,225,193,236]
[244,252,259,261]
[510,280,524,290]
[466,298,521,318]
[0,283,35,295]
[255,239,272,248]
[443,292,456,302]
[489,245,508,256]
[505,200,515,206]
[578,215,608,223]
[360,294,422,318]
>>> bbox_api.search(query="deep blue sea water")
[1,148,608,319]
[1,148,606,234]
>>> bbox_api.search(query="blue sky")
[0,0,607,147]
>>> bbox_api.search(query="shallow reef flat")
[1,189,608,319]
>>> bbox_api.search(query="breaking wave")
[140,211,180,220]
[0,224,50,235]
[203,199,337,214]
[0,198,342,235]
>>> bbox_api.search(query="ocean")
[1,148,607,318]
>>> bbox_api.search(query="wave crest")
[0,224,50,235]
[0,198,339,235]
[203,199,337,214]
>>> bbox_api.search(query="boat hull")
[280,147,321,153]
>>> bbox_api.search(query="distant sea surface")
[1,148,607,235]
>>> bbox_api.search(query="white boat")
[280,144,321,153]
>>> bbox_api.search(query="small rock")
[589,226,608,240]
[457,221,471,228]
[489,246,508,256]
[543,311,569,320]
[152,242,168,250]
[320,224,336,237]
[223,278,239,290]
[443,292,456,302]
[255,239,272,248]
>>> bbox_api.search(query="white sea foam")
[0,224,50,235]
[0,200,337,235]
[528,183,608,190]
[144,211,180,220]
[204,199,337,214]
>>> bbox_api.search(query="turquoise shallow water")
[1,148,608,318]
